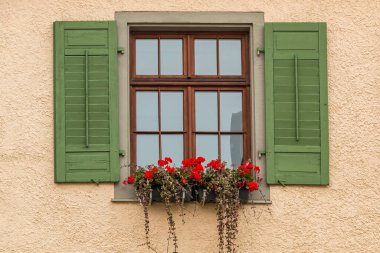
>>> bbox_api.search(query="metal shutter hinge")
[258,151,266,159]
[257,48,265,56]
[119,149,126,157]
[117,47,125,54]
[91,179,100,185]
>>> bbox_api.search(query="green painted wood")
[54,22,66,182]
[319,23,329,185]
[265,22,329,185]
[54,21,119,183]
[108,21,119,182]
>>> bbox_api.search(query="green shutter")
[54,21,119,182]
[265,23,328,185]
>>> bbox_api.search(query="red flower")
[164,157,173,164]
[247,181,259,191]
[158,159,167,166]
[195,163,204,172]
[165,166,175,174]
[245,163,253,170]
[193,172,202,182]
[127,176,134,184]
[122,180,127,185]
[182,159,191,168]
[181,177,187,185]
[196,156,205,163]
[144,171,154,180]
[207,159,222,170]
[238,162,257,174]
[190,158,198,165]
[240,167,251,176]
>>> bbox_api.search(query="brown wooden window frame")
[130,32,250,83]
[130,31,251,168]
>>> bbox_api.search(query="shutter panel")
[54,21,119,182]
[265,23,328,185]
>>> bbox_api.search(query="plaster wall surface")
[0,1,379,252]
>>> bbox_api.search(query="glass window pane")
[194,39,217,75]
[137,134,159,166]
[221,134,243,167]
[136,91,158,131]
[161,92,183,131]
[160,39,183,75]
[196,134,218,162]
[220,92,243,131]
[195,92,218,131]
[162,134,183,165]
[136,39,158,75]
[219,39,242,75]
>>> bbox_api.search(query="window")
[54,14,329,204]
[110,12,271,203]
[129,32,251,171]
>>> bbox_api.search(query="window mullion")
[158,88,162,159]
[217,89,221,160]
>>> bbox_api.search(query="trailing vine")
[124,157,260,253]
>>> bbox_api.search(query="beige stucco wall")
[0,0,379,252]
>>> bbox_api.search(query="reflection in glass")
[161,92,183,131]
[162,134,183,165]
[136,91,158,131]
[220,92,243,131]
[136,39,158,75]
[196,134,218,162]
[195,92,218,131]
[221,134,243,167]
[160,39,183,75]
[219,39,242,75]
[137,134,159,166]
[194,39,217,75]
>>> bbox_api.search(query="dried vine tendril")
[125,157,260,253]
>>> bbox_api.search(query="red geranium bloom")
[165,165,175,174]
[127,176,134,184]
[207,159,222,170]
[158,159,167,166]
[190,157,198,165]
[122,180,127,185]
[196,156,205,163]
[254,165,260,172]
[182,159,191,168]
[247,181,259,191]
[245,163,253,170]
[144,171,154,180]
[193,172,202,182]
[164,157,173,164]
[195,163,204,172]
[151,167,158,172]
[180,177,187,185]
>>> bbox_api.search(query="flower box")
[124,156,260,253]
[198,187,250,204]
[151,185,194,202]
